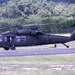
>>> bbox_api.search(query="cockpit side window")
[3,37,12,42]
[3,37,7,42]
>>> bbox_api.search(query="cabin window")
[15,36,26,42]
[15,36,20,42]
[20,36,26,41]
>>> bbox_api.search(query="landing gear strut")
[54,44,57,47]
[62,43,69,48]
[11,44,16,50]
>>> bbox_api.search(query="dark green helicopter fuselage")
[0,30,75,50]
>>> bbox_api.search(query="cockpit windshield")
[0,35,2,42]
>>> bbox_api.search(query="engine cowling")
[15,30,44,36]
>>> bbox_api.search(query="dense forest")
[0,0,75,3]
[0,0,75,33]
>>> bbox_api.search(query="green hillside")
[0,0,75,33]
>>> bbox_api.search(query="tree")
[0,0,75,33]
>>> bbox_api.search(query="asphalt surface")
[0,47,75,57]
[0,41,75,57]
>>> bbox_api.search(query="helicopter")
[0,24,75,50]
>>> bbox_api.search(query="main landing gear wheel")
[3,46,10,51]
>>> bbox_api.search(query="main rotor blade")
[0,28,9,31]
[22,24,50,27]
[70,24,75,27]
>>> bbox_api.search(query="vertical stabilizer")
[70,30,75,40]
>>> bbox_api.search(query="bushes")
[0,0,75,33]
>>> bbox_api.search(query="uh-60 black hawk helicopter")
[0,24,75,50]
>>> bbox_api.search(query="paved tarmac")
[0,41,75,57]
[0,47,75,57]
